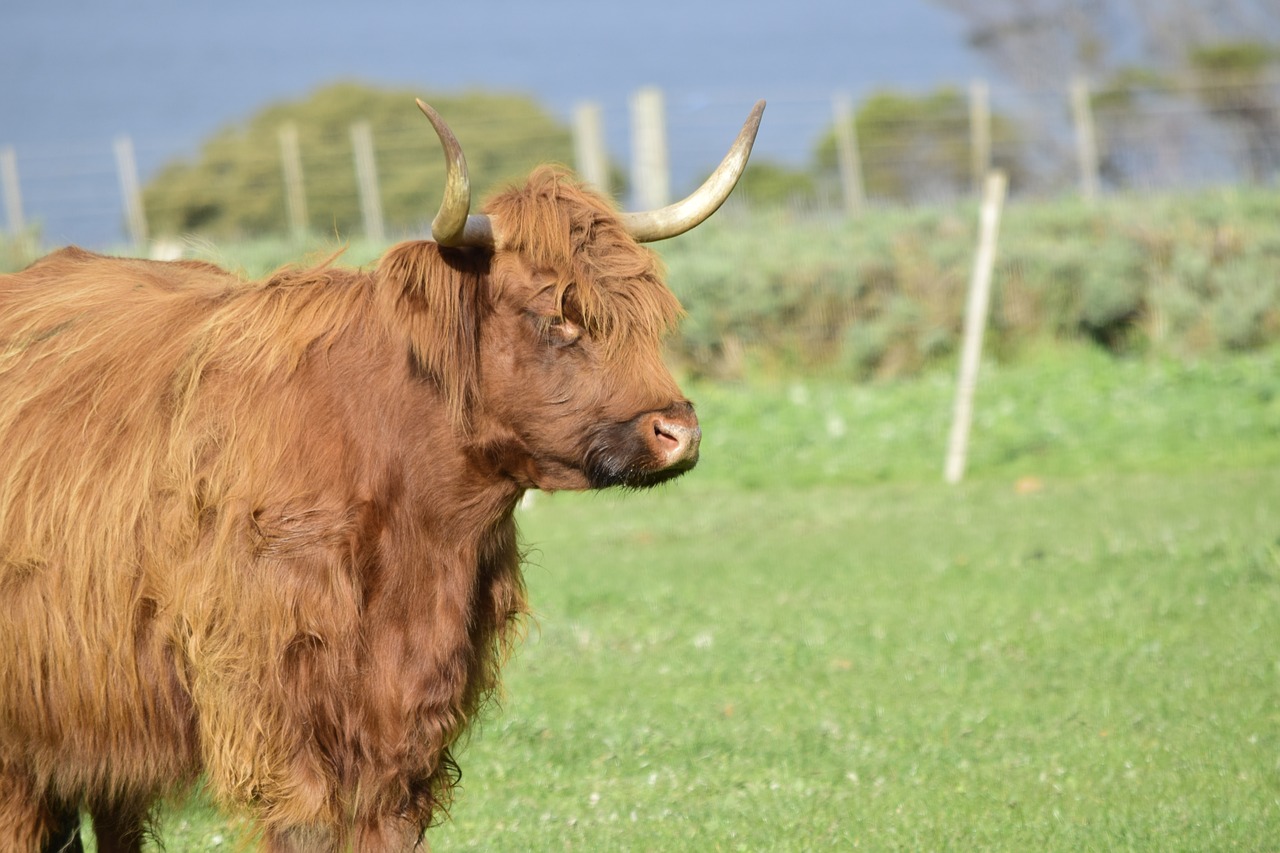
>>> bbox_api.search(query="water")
[1,0,980,247]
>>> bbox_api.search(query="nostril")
[635,402,701,475]
[653,419,680,448]
[651,416,701,462]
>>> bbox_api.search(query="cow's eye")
[547,316,582,346]
[530,313,581,347]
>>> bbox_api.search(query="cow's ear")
[376,240,488,429]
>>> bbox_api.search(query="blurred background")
[4,2,1280,849]
[2,0,1276,248]
[1,0,974,248]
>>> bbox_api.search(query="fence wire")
[2,76,1278,251]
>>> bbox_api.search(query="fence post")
[279,123,309,239]
[573,101,609,193]
[969,80,992,194]
[629,86,669,210]
[351,121,386,244]
[1,145,25,236]
[113,135,149,250]
[833,93,866,216]
[1069,77,1100,203]
[944,170,1008,485]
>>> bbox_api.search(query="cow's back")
[0,248,246,572]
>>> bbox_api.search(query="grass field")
[89,346,1279,850]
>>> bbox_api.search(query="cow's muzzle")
[586,402,701,489]
[644,404,701,474]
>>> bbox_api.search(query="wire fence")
[2,75,1279,253]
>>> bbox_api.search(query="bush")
[658,188,1280,379]
[734,161,818,209]
[0,227,40,273]
[142,83,573,240]
[812,87,1024,203]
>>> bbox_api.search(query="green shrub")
[1212,256,1280,350]
[142,83,573,240]
[813,87,1024,203]
[735,161,818,208]
[1078,240,1146,348]
[660,188,1280,379]
[0,227,40,273]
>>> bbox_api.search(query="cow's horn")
[417,99,497,248]
[620,100,765,243]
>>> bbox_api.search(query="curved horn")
[417,99,496,248]
[620,100,765,243]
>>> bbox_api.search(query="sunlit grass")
[439,467,1279,850]
[689,344,1280,488]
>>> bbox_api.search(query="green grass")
[86,346,1280,850]
[445,469,1279,851]
[690,344,1280,488]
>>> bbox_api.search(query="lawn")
[93,346,1280,850]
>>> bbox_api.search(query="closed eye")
[528,312,582,347]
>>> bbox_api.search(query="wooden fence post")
[113,135,149,249]
[1,146,24,236]
[279,123,309,239]
[573,101,609,194]
[629,87,669,210]
[944,170,1008,485]
[833,93,866,216]
[1069,77,1100,203]
[969,80,992,194]
[351,121,385,244]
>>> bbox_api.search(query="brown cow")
[0,99,763,851]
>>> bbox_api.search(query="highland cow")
[0,100,763,851]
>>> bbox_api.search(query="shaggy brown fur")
[0,168,697,851]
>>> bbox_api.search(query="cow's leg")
[87,802,147,853]
[0,770,67,852]
[43,805,84,853]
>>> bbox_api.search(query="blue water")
[1,0,981,247]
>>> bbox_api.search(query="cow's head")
[378,101,763,492]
